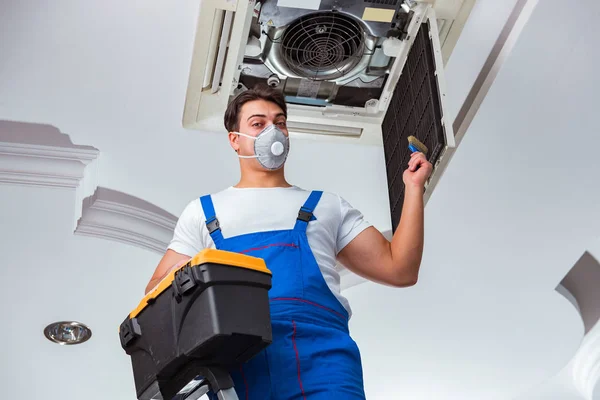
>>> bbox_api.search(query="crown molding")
[587,238,600,270]
[75,187,177,254]
[0,142,99,187]
[556,283,581,315]
[0,121,100,229]
[572,238,600,400]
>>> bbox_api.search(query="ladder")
[138,367,239,400]
[172,377,238,400]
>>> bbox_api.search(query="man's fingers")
[410,152,426,163]
[408,152,427,171]
[171,258,191,272]
[408,157,417,171]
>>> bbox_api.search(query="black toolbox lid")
[129,249,271,319]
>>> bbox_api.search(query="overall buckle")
[297,209,313,222]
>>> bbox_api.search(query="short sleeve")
[167,199,204,257]
[336,195,373,254]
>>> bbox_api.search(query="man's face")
[230,99,288,159]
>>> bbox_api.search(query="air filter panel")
[382,22,446,232]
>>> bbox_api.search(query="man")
[146,85,432,399]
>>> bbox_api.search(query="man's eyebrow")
[246,113,286,120]
[247,114,266,121]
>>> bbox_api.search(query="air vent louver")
[382,22,446,232]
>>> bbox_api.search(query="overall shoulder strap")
[199,195,224,248]
[294,191,323,232]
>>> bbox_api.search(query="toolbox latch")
[119,317,142,348]
[173,266,197,302]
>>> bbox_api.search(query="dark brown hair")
[224,85,287,132]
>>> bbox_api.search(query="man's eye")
[277,122,287,127]
[252,123,263,128]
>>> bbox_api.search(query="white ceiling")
[1,0,600,399]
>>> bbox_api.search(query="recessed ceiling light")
[44,321,92,345]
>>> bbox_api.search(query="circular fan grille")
[280,12,365,80]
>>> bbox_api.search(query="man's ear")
[228,131,239,153]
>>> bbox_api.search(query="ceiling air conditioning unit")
[182,0,469,233]
[182,0,460,141]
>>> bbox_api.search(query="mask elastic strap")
[235,132,256,140]
[235,132,260,158]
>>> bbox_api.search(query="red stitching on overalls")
[292,320,307,400]
[239,364,249,400]
[240,243,299,254]
[270,297,348,320]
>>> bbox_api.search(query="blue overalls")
[200,191,366,400]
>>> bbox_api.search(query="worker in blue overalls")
[146,85,433,399]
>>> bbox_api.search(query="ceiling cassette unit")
[182,0,471,229]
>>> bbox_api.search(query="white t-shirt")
[167,186,372,316]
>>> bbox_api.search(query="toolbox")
[119,249,273,399]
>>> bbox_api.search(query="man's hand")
[403,152,433,188]
[145,250,192,294]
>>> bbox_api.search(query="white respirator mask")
[236,124,290,170]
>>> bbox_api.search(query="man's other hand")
[403,152,433,188]
[146,250,192,294]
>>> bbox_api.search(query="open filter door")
[382,11,455,232]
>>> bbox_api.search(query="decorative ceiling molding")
[587,238,600,271]
[556,283,581,315]
[75,187,177,254]
[0,120,100,229]
[559,238,600,399]
[561,250,600,334]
